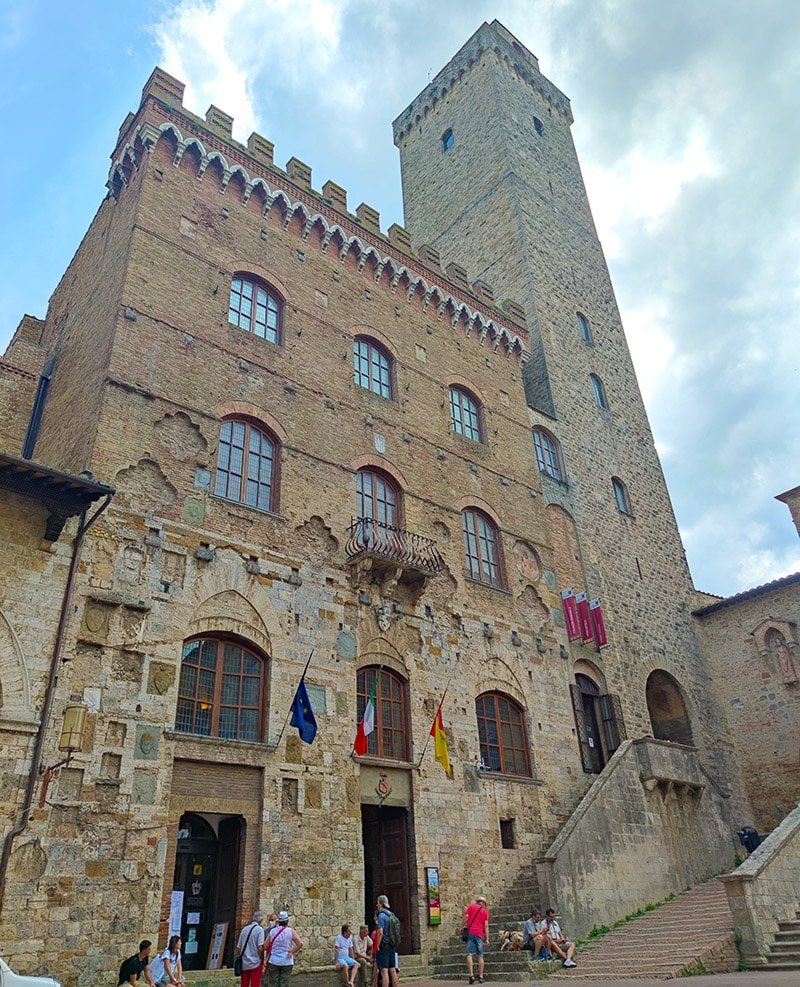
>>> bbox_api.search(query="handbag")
[460,906,485,943]
[235,922,257,976]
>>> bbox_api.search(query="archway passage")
[173,812,242,971]
[646,669,693,746]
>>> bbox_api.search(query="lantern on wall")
[58,701,88,752]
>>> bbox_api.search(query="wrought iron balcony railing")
[346,516,446,575]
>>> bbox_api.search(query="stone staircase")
[761,906,800,971]
[429,864,555,981]
[549,878,738,980]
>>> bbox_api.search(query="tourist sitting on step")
[522,909,545,953]
[542,910,577,968]
[333,924,358,987]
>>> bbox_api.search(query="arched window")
[612,477,631,515]
[449,386,483,442]
[476,692,530,776]
[356,666,409,760]
[590,374,607,409]
[576,312,592,342]
[214,418,278,512]
[176,636,267,741]
[355,468,401,553]
[442,128,454,151]
[532,428,563,480]
[462,508,505,588]
[354,337,393,398]
[229,275,283,343]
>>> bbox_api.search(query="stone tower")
[394,20,737,780]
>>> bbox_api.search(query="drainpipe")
[0,492,113,916]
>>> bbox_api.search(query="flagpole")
[417,681,450,767]
[275,649,314,747]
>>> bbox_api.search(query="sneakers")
[469,977,474,984]
[563,958,577,968]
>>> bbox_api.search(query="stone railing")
[720,801,800,964]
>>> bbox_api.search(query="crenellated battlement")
[392,19,572,145]
[108,67,530,362]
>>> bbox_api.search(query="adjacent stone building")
[695,487,800,833]
[0,19,790,985]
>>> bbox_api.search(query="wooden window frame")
[354,337,393,399]
[449,386,483,442]
[462,508,505,588]
[532,427,562,480]
[229,275,283,344]
[356,666,409,761]
[175,636,267,741]
[476,692,531,776]
[214,418,279,512]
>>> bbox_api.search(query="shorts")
[375,948,395,970]
[337,958,356,969]
[466,934,484,956]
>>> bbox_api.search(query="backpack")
[382,910,401,950]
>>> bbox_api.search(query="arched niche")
[646,669,693,746]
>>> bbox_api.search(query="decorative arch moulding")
[110,107,529,365]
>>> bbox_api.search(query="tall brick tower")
[394,21,735,779]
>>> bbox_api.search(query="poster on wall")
[169,891,184,938]
[207,922,228,970]
[426,867,441,925]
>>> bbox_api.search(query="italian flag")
[354,672,379,755]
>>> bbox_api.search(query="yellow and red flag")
[430,693,451,775]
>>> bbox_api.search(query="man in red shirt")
[461,895,489,984]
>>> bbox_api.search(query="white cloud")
[152,0,357,143]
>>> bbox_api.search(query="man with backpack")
[374,894,400,987]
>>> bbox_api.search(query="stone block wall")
[695,578,800,831]
[721,801,800,963]
[539,739,742,939]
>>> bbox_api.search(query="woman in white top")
[149,936,184,987]
[266,911,303,987]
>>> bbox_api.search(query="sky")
[1,0,798,598]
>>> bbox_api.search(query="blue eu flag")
[290,677,318,744]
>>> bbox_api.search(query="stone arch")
[0,607,32,714]
[357,637,410,682]
[546,503,584,594]
[645,669,693,746]
[183,547,282,654]
[477,655,526,707]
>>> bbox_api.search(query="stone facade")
[695,492,800,832]
[0,20,787,987]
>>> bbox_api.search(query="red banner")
[561,589,580,639]
[590,598,607,648]
[576,592,594,642]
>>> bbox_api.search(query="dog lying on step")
[498,930,524,951]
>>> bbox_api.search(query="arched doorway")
[570,673,626,773]
[646,670,693,745]
[173,813,243,971]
